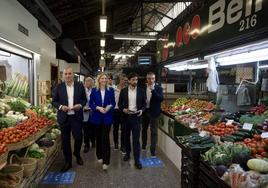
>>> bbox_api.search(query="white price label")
[226,120,234,125]
[261,132,268,138]
[243,123,253,131]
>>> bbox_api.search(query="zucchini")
[233,132,248,138]
[239,129,252,134]
[201,139,214,145]
[201,143,215,148]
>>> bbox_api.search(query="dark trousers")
[96,124,111,165]
[125,115,141,163]
[60,115,82,164]
[142,110,159,154]
[113,109,125,149]
[83,121,95,147]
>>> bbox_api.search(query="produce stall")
[161,97,268,188]
[0,95,61,188]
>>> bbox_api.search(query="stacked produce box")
[162,98,268,188]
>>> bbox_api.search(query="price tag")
[261,132,268,138]
[226,120,234,125]
[243,123,253,131]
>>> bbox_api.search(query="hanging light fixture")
[100,38,105,47]
[100,16,107,33]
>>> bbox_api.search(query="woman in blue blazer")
[89,73,115,171]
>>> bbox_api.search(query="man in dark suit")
[118,72,146,169]
[142,72,164,157]
[52,67,87,172]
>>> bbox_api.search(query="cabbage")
[29,143,39,151]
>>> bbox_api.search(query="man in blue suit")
[52,67,87,172]
[118,72,146,169]
[142,72,164,157]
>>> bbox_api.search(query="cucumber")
[221,137,235,142]
[201,139,214,145]
[239,129,252,134]
[225,135,237,140]
[233,132,248,138]
[201,143,215,148]
[234,135,244,141]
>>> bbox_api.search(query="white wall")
[0,0,40,53]
[59,59,80,73]
[37,31,57,81]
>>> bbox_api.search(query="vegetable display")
[8,98,31,113]
[0,116,54,144]
[202,144,250,166]
[5,73,29,98]
[177,133,214,149]
[27,143,45,159]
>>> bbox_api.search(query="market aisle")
[39,145,181,188]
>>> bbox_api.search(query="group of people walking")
[52,67,163,172]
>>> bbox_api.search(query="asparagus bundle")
[6,73,29,98]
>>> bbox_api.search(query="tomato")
[251,148,257,154]
[257,147,265,154]
[264,138,268,145]
[253,134,262,141]
[261,152,268,158]
[249,143,257,148]
[244,138,252,144]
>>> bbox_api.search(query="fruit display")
[0,143,8,154]
[177,133,214,149]
[250,104,267,115]
[202,122,240,137]
[0,116,54,144]
[175,112,212,127]
[242,136,268,158]
[171,97,189,108]
[256,119,268,131]
[185,99,214,111]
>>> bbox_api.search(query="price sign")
[261,132,268,138]
[226,120,234,125]
[243,123,253,131]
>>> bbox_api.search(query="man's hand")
[61,105,70,112]
[123,108,129,114]
[137,110,143,117]
[73,104,82,111]
[84,106,91,112]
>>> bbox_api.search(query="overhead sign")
[157,0,268,63]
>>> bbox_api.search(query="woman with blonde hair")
[89,73,115,170]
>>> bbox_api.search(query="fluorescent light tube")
[113,34,156,41]
[217,48,268,66]
[100,16,107,33]
[100,38,105,47]
[101,49,105,55]
[188,64,208,70]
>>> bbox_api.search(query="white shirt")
[146,84,155,108]
[128,87,137,112]
[66,83,75,115]
[100,89,105,105]
[83,87,92,122]
[114,86,121,109]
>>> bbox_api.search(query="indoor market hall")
[0,0,268,188]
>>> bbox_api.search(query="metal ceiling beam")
[142,0,199,2]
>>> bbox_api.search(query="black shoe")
[135,162,142,170]
[114,144,119,150]
[123,154,130,161]
[151,151,156,158]
[120,148,126,155]
[61,163,72,172]
[142,146,146,151]
[76,157,84,165]
[84,146,89,153]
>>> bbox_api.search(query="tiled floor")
[39,145,181,188]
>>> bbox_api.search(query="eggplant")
[215,165,228,177]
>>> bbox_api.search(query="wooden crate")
[38,95,47,106]
[38,81,51,96]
